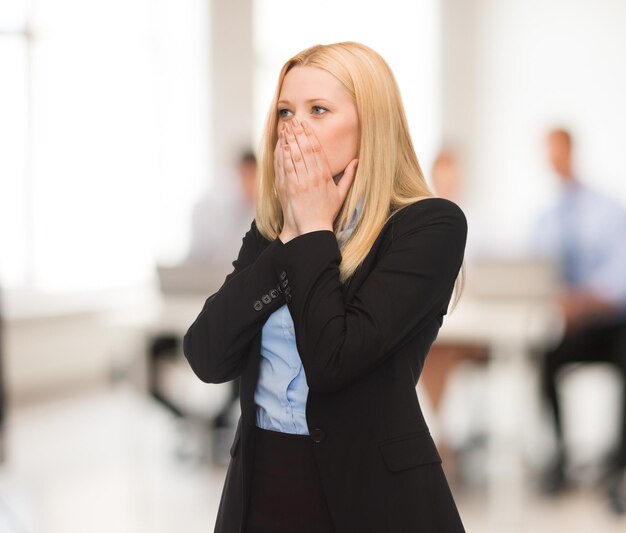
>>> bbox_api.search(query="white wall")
[252,0,441,173]
[441,0,626,255]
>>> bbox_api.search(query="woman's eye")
[278,109,291,118]
[312,106,328,115]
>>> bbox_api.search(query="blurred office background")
[2,0,626,531]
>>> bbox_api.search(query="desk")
[108,279,564,523]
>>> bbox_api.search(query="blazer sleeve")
[182,219,287,384]
[272,198,468,393]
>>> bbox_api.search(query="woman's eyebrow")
[277,98,332,105]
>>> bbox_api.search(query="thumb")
[336,158,359,201]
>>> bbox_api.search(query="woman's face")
[277,66,359,181]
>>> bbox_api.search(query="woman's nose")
[293,116,311,130]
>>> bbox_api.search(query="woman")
[183,41,468,533]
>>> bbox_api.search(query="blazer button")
[280,270,287,280]
[281,279,289,289]
[284,286,291,296]
[269,289,279,299]
[261,294,271,304]
[285,293,292,303]
[253,300,263,311]
[310,428,325,443]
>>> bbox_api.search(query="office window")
[0,2,29,288]
[0,0,211,308]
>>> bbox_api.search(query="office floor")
[0,381,624,533]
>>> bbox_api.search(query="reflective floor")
[0,382,624,533]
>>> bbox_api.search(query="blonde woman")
[184,41,467,533]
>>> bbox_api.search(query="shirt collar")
[337,197,364,245]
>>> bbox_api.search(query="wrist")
[279,228,298,244]
[296,219,334,234]
[297,225,334,235]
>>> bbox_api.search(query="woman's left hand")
[280,117,358,235]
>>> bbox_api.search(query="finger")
[336,158,359,200]
[285,123,308,180]
[291,118,319,174]
[274,134,281,169]
[301,120,329,178]
[279,128,289,178]
[280,128,298,183]
[274,133,283,190]
[277,129,287,190]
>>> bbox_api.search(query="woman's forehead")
[279,66,347,102]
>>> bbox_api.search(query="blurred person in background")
[529,128,626,514]
[421,150,489,483]
[188,150,258,266]
[187,149,258,464]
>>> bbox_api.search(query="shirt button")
[253,300,263,311]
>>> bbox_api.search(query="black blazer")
[183,197,468,532]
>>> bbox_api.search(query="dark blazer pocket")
[229,420,242,458]
[378,431,442,472]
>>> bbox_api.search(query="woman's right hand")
[274,125,298,243]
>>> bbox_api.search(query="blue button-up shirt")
[529,179,626,311]
[254,199,363,434]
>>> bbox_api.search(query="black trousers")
[244,426,335,533]
[540,312,626,469]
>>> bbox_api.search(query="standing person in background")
[529,128,626,514]
[187,150,258,465]
[183,41,468,532]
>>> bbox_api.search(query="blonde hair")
[254,41,465,312]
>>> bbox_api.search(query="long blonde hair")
[254,41,465,312]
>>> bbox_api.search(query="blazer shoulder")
[244,217,262,242]
[392,197,467,233]
[250,218,273,246]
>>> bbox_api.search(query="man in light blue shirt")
[254,198,363,434]
[528,128,626,513]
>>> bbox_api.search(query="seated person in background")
[187,150,258,270]
[419,149,490,483]
[186,149,258,464]
[528,128,626,514]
